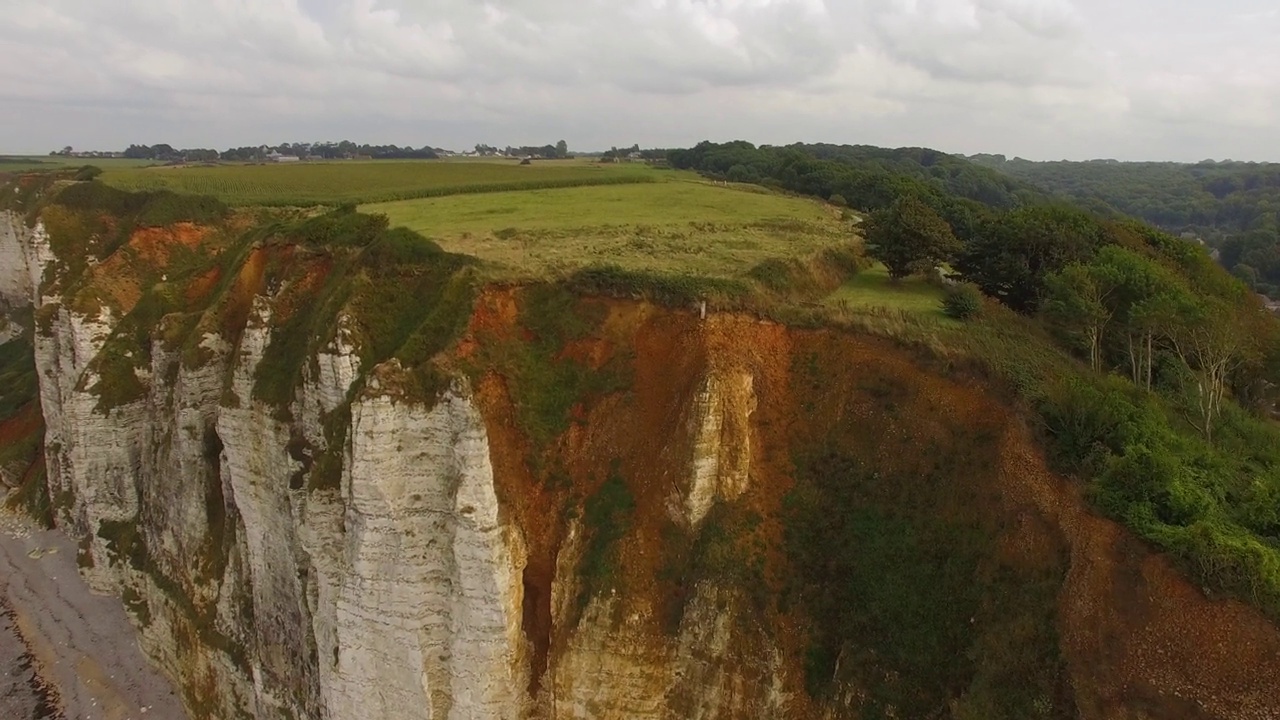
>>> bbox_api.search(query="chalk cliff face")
[0,210,34,308]
[2,202,1279,720]
[0,207,791,720]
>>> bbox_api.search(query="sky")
[1,0,1277,161]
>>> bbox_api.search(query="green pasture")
[825,264,948,316]
[362,178,854,280]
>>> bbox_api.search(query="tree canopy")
[865,195,959,280]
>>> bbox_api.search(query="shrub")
[74,165,103,181]
[828,193,848,207]
[747,258,797,292]
[942,282,984,319]
[578,467,636,602]
[135,190,228,227]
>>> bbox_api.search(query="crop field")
[97,159,656,206]
[362,177,856,281]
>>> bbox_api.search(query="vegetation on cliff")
[675,141,1280,627]
[0,315,48,527]
[249,206,479,410]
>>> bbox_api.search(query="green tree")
[556,139,568,158]
[1124,292,1182,391]
[1079,245,1179,389]
[1168,298,1259,442]
[957,205,1103,312]
[1233,263,1260,287]
[865,195,960,280]
[1043,262,1120,371]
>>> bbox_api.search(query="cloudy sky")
[2,0,1277,161]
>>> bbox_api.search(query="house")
[266,151,300,163]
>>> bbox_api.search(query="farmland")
[362,177,858,282]
[0,156,156,172]
[97,159,656,206]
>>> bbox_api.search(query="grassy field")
[824,264,947,316]
[97,159,656,206]
[362,177,855,281]
[0,156,157,172]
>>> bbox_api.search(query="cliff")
[0,181,1278,720]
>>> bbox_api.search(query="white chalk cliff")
[0,210,784,719]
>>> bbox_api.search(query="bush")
[579,468,636,596]
[135,190,228,227]
[53,183,228,229]
[74,165,103,181]
[828,193,848,207]
[942,283,984,319]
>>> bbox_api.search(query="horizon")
[3,1,1279,164]
[8,140,1280,167]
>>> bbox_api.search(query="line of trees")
[120,142,443,163]
[83,139,584,164]
[967,155,1280,300]
[473,141,570,158]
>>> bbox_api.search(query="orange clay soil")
[461,287,1280,719]
[88,223,214,315]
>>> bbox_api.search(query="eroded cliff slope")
[0,177,1277,720]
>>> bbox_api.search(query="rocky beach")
[0,511,187,720]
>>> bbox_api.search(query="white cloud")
[0,0,1276,160]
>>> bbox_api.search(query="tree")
[1232,263,1260,287]
[123,144,154,159]
[865,195,960,280]
[956,205,1104,312]
[1043,262,1120,371]
[556,140,568,158]
[1168,298,1259,442]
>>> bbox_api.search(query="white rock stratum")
[0,210,785,720]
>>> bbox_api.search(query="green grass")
[365,178,853,282]
[0,156,157,172]
[825,264,948,316]
[784,445,1070,717]
[97,159,656,206]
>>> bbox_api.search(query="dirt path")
[0,512,189,720]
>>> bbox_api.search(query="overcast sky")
[2,0,1277,161]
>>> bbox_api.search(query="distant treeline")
[121,142,442,162]
[473,142,569,158]
[967,155,1280,298]
[669,140,1048,245]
